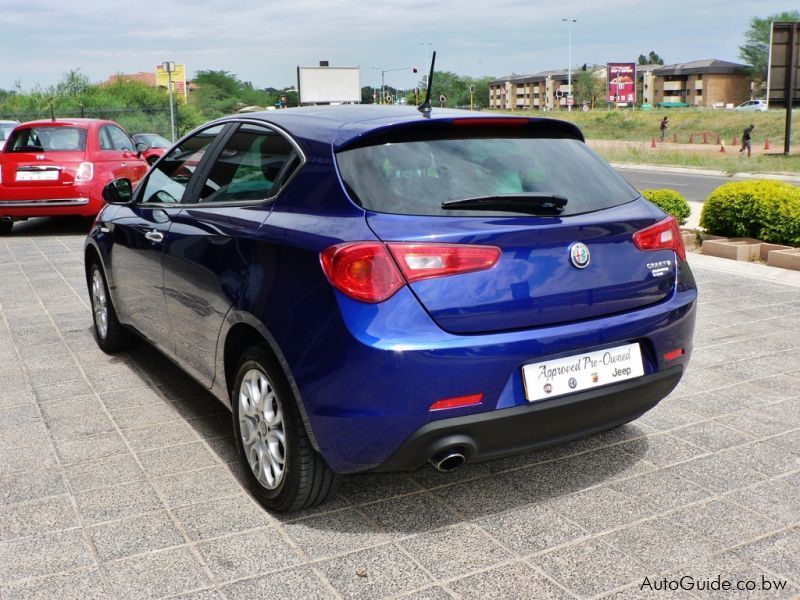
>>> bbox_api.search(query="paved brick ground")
[1,218,799,599]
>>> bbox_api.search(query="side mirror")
[135,142,149,158]
[102,178,133,205]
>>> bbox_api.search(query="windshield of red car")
[7,126,87,152]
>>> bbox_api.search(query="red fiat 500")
[0,119,148,234]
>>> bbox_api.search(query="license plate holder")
[16,170,59,181]
[522,343,644,402]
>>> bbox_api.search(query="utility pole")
[562,18,577,112]
[162,61,176,142]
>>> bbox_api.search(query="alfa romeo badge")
[569,242,590,269]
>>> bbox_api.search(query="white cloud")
[0,0,791,89]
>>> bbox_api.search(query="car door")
[163,121,302,386]
[104,123,148,184]
[105,124,225,352]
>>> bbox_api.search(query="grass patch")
[507,108,799,148]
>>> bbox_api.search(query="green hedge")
[699,180,800,246]
[641,189,691,225]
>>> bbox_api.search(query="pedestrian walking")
[659,116,669,141]
[740,124,754,158]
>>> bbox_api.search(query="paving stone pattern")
[0,220,799,599]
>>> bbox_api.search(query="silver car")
[734,99,767,112]
[0,120,19,150]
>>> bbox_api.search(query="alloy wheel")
[238,368,286,490]
[91,269,109,340]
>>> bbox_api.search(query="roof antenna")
[417,51,436,116]
[49,101,56,122]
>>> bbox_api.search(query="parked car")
[84,106,697,512]
[0,120,19,151]
[734,99,767,112]
[132,132,171,165]
[0,118,149,234]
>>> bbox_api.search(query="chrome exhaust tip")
[430,450,466,472]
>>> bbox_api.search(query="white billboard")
[298,66,361,104]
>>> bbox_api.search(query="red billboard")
[608,63,636,103]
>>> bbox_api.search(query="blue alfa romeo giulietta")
[84,105,697,512]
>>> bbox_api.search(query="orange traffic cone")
[651,136,657,148]
[715,132,721,145]
[702,132,708,144]
[764,137,770,150]
[719,141,726,153]
[688,133,694,143]
[732,133,738,146]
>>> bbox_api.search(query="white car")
[0,120,19,150]
[734,99,767,112]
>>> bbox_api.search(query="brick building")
[647,59,751,108]
[490,58,751,110]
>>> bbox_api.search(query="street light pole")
[419,42,432,85]
[162,61,176,141]
[379,66,416,105]
[562,18,577,112]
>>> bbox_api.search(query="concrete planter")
[701,238,763,261]
[767,248,800,271]
[759,243,793,261]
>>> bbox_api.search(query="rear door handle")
[144,230,163,243]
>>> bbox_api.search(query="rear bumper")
[0,196,98,218]
[374,365,682,471]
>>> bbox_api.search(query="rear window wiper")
[442,193,568,215]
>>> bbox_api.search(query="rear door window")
[336,134,639,217]
[192,123,300,204]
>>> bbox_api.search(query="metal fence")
[0,107,172,137]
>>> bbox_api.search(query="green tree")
[637,51,664,66]
[411,71,491,109]
[574,69,605,107]
[739,11,800,80]
[190,70,273,117]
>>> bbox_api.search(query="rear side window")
[336,134,639,217]
[8,126,87,152]
[194,124,298,204]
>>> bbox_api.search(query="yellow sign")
[155,64,187,98]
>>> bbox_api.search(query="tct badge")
[569,242,590,269]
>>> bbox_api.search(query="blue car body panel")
[85,106,697,474]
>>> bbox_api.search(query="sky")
[0,0,794,92]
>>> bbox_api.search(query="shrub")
[641,188,691,225]
[699,180,800,245]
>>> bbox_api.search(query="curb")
[687,252,800,288]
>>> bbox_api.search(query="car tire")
[89,262,138,353]
[232,345,336,512]
[0,220,12,235]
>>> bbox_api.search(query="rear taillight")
[632,216,686,261]
[320,242,501,303]
[320,243,405,303]
[387,243,501,283]
[75,162,94,182]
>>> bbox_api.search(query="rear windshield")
[336,135,639,217]
[7,126,87,152]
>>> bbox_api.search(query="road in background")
[615,168,738,202]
